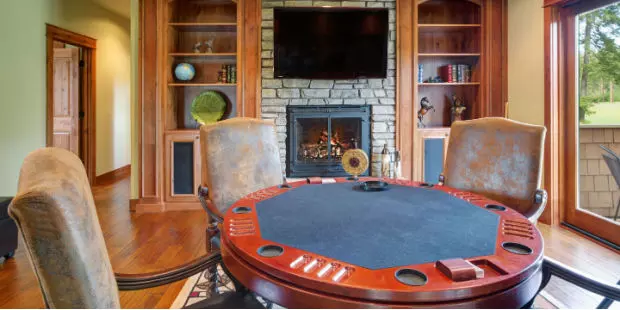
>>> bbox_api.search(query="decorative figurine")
[192,42,202,53]
[425,76,444,83]
[342,149,369,181]
[451,94,467,123]
[381,144,391,179]
[417,97,435,128]
[204,38,214,53]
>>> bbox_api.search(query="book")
[452,65,457,83]
[221,65,228,84]
[440,65,452,83]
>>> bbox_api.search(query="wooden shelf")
[168,83,237,87]
[419,53,481,57]
[169,52,237,57]
[419,24,481,31]
[419,82,480,86]
[165,129,200,135]
[168,23,237,31]
[418,127,451,133]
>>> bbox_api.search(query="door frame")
[46,24,97,185]
[544,0,620,246]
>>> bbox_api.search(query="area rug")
[170,265,281,309]
[171,265,556,309]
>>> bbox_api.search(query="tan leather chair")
[198,117,283,222]
[8,148,221,308]
[196,117,284,294]
[440,117,547,223]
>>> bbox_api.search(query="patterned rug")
[170,265,282,309]
[171,265,557,309]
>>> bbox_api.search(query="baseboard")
[165,201,203,211]
[130,198,165,213]
[95,165,131,185]
[129,199,202,213]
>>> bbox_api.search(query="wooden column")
[396,0,415,180]
[134,0,164,212]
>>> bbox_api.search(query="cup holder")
[232,206,252,214]
[502,242,533,255]
[257,245,284,258]
[485,204,506,211]
[395,269,428,286]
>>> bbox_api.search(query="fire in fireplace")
[286,106,371,177]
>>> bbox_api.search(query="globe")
[174,63,195,81]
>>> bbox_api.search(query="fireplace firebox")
[286,106,371,177]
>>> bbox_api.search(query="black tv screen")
[274,8,388,79]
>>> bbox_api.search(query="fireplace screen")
[286,106,370,177]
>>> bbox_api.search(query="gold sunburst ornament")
[342,149,369,180]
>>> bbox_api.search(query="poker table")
[220,177,544,308]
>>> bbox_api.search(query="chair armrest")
[541,257,620,302]
[198,185,224,223]
[527,188,547,223]
[115,250,222,291]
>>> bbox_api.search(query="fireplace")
[286,106,371,177]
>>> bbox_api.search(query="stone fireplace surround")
[260,0,397,176]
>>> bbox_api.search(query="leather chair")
[198,117,283,222]
[8,148,222,308]
[440,117,548,223]
[197,117,284,301]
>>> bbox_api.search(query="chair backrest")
[443,117,546,219]
[602,154,620,188]
[8,148,120,308]
[200,117,283,215]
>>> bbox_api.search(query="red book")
[440,65,452,83]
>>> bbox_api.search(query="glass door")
[570,1,620,245]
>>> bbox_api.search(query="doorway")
[46,24,97,185]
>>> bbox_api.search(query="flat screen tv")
[274,8,388,79]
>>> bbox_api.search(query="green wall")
[0,0,131,196]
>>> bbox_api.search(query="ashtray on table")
[359,180,389,192]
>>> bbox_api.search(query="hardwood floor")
[0,177,617,308]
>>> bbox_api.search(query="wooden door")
[52,48,80,154]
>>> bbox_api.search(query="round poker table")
[220,178,544,308]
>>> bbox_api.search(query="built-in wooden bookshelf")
[165,0,239,131]
[415,0,483,129]
[411,0,505,184]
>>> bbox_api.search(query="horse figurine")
[417,97,435,128]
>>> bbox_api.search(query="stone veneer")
[579,127,620,218]
[260,0,397,175]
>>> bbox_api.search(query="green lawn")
[581,102,620,125]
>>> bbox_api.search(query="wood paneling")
[483,0,506,117]
[542,5,562,225]
[240,0,261,117]
[396,0,414,180]
[140,0,160,200]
